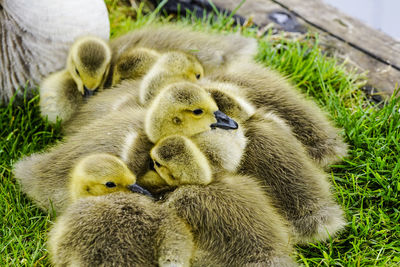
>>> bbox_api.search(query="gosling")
[208,60,348,167]
[109,47,161,86]
[67,36,111,94]
[110,24,257,74]
[48,153,193,267]
[200,80,346,244]
[148,135,297,267]
[139,51,204,104]
[39,36,111,123]
[68,153,151,201]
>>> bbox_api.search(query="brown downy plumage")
[39,70,84,124]
[109,24,257,76]
[196,81,346,244]
[148,135,296,266]
[62,79,143,135]
[49,193,194,267]
[207,60,348,167]
[48,153,193,267]
[238,111,345,244]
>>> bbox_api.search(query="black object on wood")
[149,0,248,26]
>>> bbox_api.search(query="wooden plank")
[212,0,400,95]
[322,34,399,97]
[273,0,400,69]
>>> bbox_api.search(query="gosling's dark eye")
[75,68,80,76]
[193,109,203,115]
[105,182,116,188]
[154,160,161,168]
[195,74,201,79]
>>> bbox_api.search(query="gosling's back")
[48,192,193,266]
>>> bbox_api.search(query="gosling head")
[151,135,212,186]
[67,36,111,96]
[145,82,239,143]
[139,51,205,104]
[159,51,204,81]
[112,47,161,86]
[69,153,151,201]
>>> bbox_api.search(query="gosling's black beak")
[210,110,238,130]
[83,86,96,98]
[128,184,153,198]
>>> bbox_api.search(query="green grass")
[1,1,399,266]
[0,93,61,265]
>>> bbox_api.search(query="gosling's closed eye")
[154,161,162,168]
[75,68,80,76]
[105,182,116,188]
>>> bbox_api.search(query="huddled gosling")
[144,82,238,143]
[208,60,348,167]
[147,135,297,266]
[200,80,346,244]
[67,36,111,94]
[68,153,151,201]
[109,24,257,75]
[39,36,111,123]
[139,51,204,104]
[110,47,161,86]
[48,153,193,267]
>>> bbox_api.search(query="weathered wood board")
[213,0,400,96]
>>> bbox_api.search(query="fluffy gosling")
[68,153,151,201]
[200,80,346,244]
[48,153,193,267]
[67,36,111,94]
[208,60,348,166]
[109,24,257,75]
[149,135,297,266]
[39,36,111,123]
[110,47,161,86]
[139,51,204,104]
